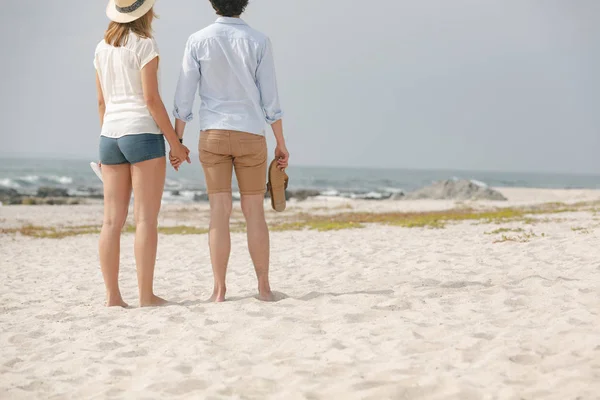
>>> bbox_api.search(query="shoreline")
[1,187,599,233]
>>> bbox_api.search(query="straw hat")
[106,0,156,23]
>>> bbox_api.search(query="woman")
[95,0,190,307]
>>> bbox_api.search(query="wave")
[0,178,19,189]
[0,175,74,189]
[51,176,74,185]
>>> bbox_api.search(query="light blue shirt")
[173,17,283,136]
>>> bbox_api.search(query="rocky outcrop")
[1,187,81,205]
[264,189,321,201]
[286,189,321,201]
[0,188,22,205]
[193,193,210,202]
[37,187,69,198]
[404,180,507,201]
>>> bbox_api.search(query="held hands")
[168,141,287,171]
[169,142,191,171]
[275,142,289,170]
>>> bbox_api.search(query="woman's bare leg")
[99,164,132,307]
[131,157,168,307]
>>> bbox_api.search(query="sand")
[1,188,599,399]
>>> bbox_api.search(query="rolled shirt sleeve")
[256,38,284,124]
[173,38,201,122]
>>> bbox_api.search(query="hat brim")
[106,0,156,23]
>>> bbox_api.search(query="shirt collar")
[215,17,248,26]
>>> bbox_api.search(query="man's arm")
[175,118,186,140]
[256,39,288,169]
[173,37,201,141]
[270,120,288,169]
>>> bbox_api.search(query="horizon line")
[0,154,599,177]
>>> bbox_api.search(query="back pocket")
[239,137,266,157]
[199,137,223,154]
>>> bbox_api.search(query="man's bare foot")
[209,288,226,303]
[140,295,169,307]
[106,298,128,308]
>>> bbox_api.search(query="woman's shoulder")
[132,34,157,46]
[95,39,109,53]
[130,35,159,52]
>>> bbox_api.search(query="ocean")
[0,157,598,203]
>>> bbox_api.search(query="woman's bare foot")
[139,295,169,307]
[106,296,128,308]
[257,281,276,302]
[209,286,226,303]
[257,290,276,302]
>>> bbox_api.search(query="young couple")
[94,0,289,307]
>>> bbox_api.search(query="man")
[172,0,289,302]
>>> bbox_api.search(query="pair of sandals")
[92,160,289,212]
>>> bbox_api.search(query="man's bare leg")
[241,194,274,301]
[208,192,233,302]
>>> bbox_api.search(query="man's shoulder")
[245,25,269,43]
[187,22,269,45]
[187,23,221,43]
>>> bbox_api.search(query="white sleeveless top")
[94,33,161,138]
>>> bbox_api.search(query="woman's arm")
[141,57,190,166]
[96,72,105,127]
[141,58,181,148]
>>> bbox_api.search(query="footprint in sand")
[504,297,528,307]
[118,349,149,358]
[165,379,208,395]
[18,381,49,392]
[28,330,45,338]
[168,315,186,323]
[344,313,369,323]
[8,334,28,345]
[472,332,495,341]
[97,341,124,351]
[352,380,391,391]
[509,354,540,365]
[174,364,193,374]
[3,358,24,368]
[105,388,125,398]
[109,369,132,377]
[331,340,346,350]
[371,301,411,311]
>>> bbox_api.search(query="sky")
[0,0,599,174]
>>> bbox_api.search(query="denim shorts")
[99,134,165,165]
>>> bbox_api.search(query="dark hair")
[209,0,249,17]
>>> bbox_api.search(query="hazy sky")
[1,0,599,173]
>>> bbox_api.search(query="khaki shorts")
[199,130,268,196]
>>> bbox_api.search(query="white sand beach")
[1,187,599,399]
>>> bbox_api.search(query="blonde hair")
[104,8,156,47]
